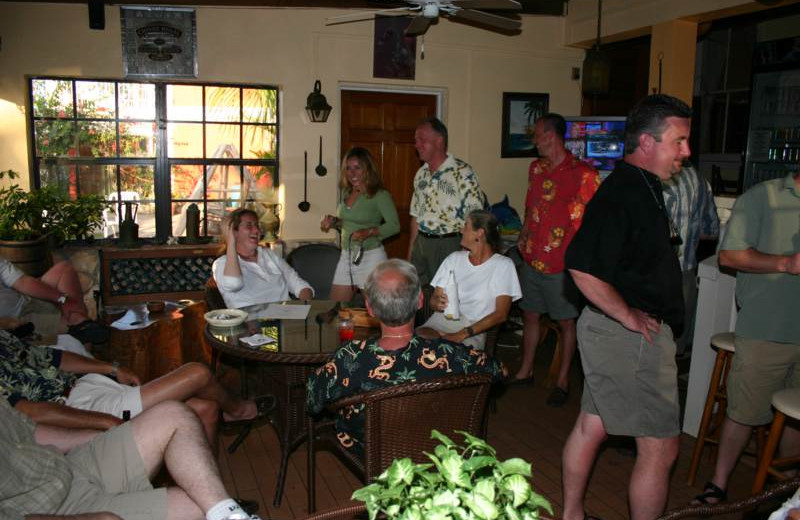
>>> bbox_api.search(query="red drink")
[339,317,355,343]
[339,327,355,342]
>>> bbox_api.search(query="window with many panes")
[29,77,279,242]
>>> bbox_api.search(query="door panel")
[341,90,437,260]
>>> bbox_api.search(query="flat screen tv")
[564,116,626,177]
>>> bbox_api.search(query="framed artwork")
[501,92,549,158]
[373,15,416,80]
[121,6,197,78]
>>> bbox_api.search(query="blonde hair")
[339,147,385,197]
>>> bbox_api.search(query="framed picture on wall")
[373,15,416,80]
[121,6,197,78]
[501,92,549,158]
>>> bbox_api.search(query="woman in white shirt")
[417,210,521,349]
[213,208,313,308]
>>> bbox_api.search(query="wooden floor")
[216,334,772,520]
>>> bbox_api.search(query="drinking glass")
[338,315,355,343]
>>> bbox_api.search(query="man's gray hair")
[364,259,420,326]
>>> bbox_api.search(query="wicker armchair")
[301,503,368,520]
[656,476,800,520]
[287,243,340,300]
[204,277,226,311]
[307,373,493,512]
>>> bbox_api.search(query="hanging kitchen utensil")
[315,136,327,177]
[298,151,311,212]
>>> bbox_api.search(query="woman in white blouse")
[417,210,521,349]
[213,208,313,308]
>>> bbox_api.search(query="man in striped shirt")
[662,162,720,355]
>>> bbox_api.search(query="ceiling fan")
[326,0,523,36]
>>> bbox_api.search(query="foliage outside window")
[29,77,279,242]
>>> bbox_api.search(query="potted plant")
[0,169,109,275]
[352,430,553,520]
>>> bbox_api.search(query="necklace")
[633,165,683,246]
[381,333,413,338]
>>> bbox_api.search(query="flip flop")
[506,374,534,386]
[546,386,568,407]
[691,481,727,505]
[221,394,277,430]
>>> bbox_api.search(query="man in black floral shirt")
[306,259,505,456]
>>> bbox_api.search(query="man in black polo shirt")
[561,94,690,520]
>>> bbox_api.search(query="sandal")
[546,386,568,407]
[506,373,534,387]
[68,319,110,345]
[221,394,276,430]
[692,481,727,505]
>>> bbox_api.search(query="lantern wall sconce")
[581,0,610,96]
[305,80,332,123]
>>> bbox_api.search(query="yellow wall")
[0,2,585,240]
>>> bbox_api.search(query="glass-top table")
[203,299,372,507]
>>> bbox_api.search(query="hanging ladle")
[298,151,311,212]
[315,136,327,177]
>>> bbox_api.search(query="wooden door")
[341,90,437,259]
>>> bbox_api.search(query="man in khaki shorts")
[562,95,691,520]
[0,398,261,519]
[691,170,800,505]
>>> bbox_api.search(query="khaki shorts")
[578,307,679,438]
[518,264,580,320]
[60,422,168,520]
[19,297,62,336]
[66,374,144,418]
[727,335,800,426]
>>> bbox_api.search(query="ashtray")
[146,300,165,313]
[205,308,248,327]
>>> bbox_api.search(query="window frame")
[27,76,280,243]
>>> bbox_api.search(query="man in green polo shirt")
[692,171,800,505]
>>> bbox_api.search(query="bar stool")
[686,333,733,484]
[751,387,800,494]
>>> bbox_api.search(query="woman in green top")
[321,147,400,301]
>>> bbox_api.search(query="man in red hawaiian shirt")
[512,113,600,407]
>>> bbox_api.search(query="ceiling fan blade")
[405,15,434,36]
[451,0,522,10]
[326,7,413,25]
[449,8,521,31]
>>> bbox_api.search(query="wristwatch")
[56,294,68,305]
[465,326,476,337]
[108,361,120,380]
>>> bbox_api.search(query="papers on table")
[240,333,277,347]
[248,303,311,320]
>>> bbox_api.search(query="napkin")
[240,333,277,347]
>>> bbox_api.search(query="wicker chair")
[656,476,800,520]
[306,373,493,512]
[204,277,226,311]
[287,243,341,300]
[301,504,368,520]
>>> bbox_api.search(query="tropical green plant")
[352,430,553,520]
[0,169,109,243]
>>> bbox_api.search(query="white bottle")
[442,270,460,320]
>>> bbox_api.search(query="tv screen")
[564,117,626,175]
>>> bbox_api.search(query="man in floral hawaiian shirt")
[407,118,486,285]
[513,113,599,408]
[306,259,504,456]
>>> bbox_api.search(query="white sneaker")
[223,514,262,520]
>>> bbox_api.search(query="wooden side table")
[97,300,207,382]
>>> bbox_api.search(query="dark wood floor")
[216,334,771,520]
